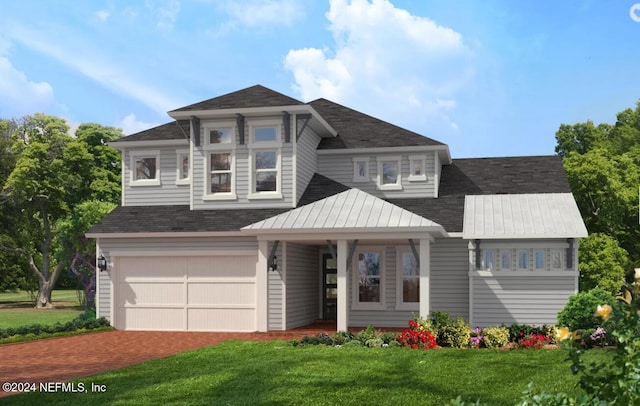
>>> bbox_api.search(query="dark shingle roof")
[297,173,351,206]
[116,120,190,142]
[170,85,304,112]
[389,155,571,232]
[309,98,444,149]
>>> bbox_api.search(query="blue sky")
[1,0,639,158]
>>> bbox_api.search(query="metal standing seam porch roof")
[462,193,588,239]
[242,188,448,237]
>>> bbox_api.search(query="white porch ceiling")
[242,189,446,236]
[462,193,588,239]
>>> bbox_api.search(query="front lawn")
[0,309,84,329]
[3,341,608,405]
[0,289,81,305]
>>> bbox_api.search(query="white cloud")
[284,0,474,133]
[95,10,110,22]
[216,0,304,32]
[0,56,55,118]
[146,0,181,31]
[6,23,176,116]
[117,113,159,135]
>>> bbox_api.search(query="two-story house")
[87,85,588,332]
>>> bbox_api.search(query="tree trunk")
[35,279,55,309]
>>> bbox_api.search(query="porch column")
[419,238,431,319]
[337,239,349,331]
[256,240,269,332]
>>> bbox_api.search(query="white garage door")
[115,255,257,332]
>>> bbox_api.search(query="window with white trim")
[250,120,281,145]
[517,250,529,271]
[550,249,563,270]
[500,249,512,271]
[408,155,427,182]
[176,149,189,185]
[353,157,370,183]
[206,128,233,145]
[396,248,419,309]
[353,248,384,309]
[248,120,282,199]
[205,152,236,199]
[376,156,402,190]
[254,150,278,193]
[483,250,495,270]
[130,150,160,186]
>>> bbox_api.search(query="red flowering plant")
[398,319,437,349]
[515,333,551,349]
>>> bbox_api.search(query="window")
[353,248,384,309]
[376,156,402,190]
[550,249,563,270]
[397,248,419,309]
[176,150,189,185]
[254,127,277,143]
[353,157,370,183]
[204,152,236,200]
[534,250,545,270]
[408,155,427,182]
[250,121,280,145]
[483,250,495,270]
[500,249,512,271]
[518,250,529,271]
[253,150,279,193]
[208,128,233,145]
[130,150,160,186]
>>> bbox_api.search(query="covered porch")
[242,189,448,332]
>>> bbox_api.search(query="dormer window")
[130,150,160,186]
[202,121,236,200]
[176,149,190,185]
[376,156,402,191]
[408,155,427,182]
[209,128,233,144]
[254,127,278,143]
[353,157,370,183]
[248,120,282,200]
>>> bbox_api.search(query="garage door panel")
[116,255,257,332]
[123,308,185,331]
[121,281,184,305]
[188,282,255,306]
[187,308,255,332]
[188,256,256,279]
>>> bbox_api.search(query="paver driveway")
[0,327,330,398]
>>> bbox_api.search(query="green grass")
[0,289,81,305]
[0,309,84,329]
[1,341,610,406]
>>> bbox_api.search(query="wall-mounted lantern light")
[97,255,108,272]
[269,255,278,272]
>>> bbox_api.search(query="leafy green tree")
[578,233,628,294]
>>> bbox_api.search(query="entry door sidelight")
[322,254,338,320]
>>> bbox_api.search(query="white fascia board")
[317,145,450,157]
[108,139,189,149]
[305,105,338,137]
[463,233,588,240]
[447,232,464,238]
[242,227,448,241]
[85,231,247,239]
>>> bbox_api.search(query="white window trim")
[247,147,283,200]
[175,149,190,185]
[376,156,403,191]
[352,157,370,183]
[248,119,282,147]
[203,121,236,150]
[203,151,236,201]
[130,150,161,187]
[395,247,419,311]
[352,246,386,310]
[408,154,427,182]
[517,249,529,271]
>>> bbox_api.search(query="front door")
[322,254,338,320]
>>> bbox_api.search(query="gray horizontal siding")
[317,152,436,198]
[285,243,320,329]
[431,238,470,320]
[123,148,190,206]
[296,126,320,204]
[268,242,284,330]
[471,274,576,326]
[97,236,259,323]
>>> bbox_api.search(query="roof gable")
[114,120,189,142]
[170,85,304,112]
[309,98,445,149]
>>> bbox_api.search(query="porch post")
[337,239,349,331]
[256,240,269,332]
[419,238,431,319]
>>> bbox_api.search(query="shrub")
[331,330,354,345]
[515,333,551,349]
[365,338,384,348]
[379,331,399,344]
[557,288,616,330]
[0,317,111,339]
[342,339,363,347]
[507,324,538,342]
[440,317,470,348]
[300,333,333,346]
[356,325,379,343]
[482,327,509,349]
[397,328,437,349]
